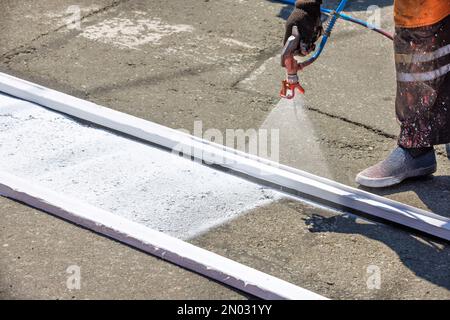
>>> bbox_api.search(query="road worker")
[284,0,450,187]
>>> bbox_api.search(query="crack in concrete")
[234,84,399,141]
[305,106,448,158]
[234,85,449,158]
[305,105,398,140]
[0,0,130,65]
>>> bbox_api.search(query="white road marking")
[0,93,281,239]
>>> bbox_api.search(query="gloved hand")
[284,0,323,56]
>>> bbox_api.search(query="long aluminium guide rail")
[0,71,449,243]
[0,171,325,300]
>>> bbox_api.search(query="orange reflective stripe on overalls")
[394,0,450,28]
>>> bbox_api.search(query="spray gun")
[280,26,305,99]
[279,0,393,99]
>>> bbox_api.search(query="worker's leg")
[356,15,449,188]
[395,15,450,148]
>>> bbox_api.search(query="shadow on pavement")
[304,212,450,291]
[361,175,450,219]
[267,0,448,293]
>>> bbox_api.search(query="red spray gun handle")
[280,26,305,99]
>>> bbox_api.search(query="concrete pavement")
[1,0,449,299]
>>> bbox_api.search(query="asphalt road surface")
[1,0,449,299]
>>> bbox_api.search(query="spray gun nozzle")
[280,76,305,99]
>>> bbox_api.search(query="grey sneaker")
[356,146,437,188]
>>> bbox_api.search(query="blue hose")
[277,0,393,67]
[320,7,393,40]
[303,0,348,67]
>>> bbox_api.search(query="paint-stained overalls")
[394,0,450,148]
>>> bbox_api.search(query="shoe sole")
[355,164,437,188]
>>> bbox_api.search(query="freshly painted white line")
[0,171,327,300]
[0,72,448,241]
[0,93,280,240]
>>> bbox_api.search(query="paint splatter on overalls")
[394,1,450,148]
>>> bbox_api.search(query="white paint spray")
[238,53,332,178]
[259,96,332,178]
[0,93,280,239]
